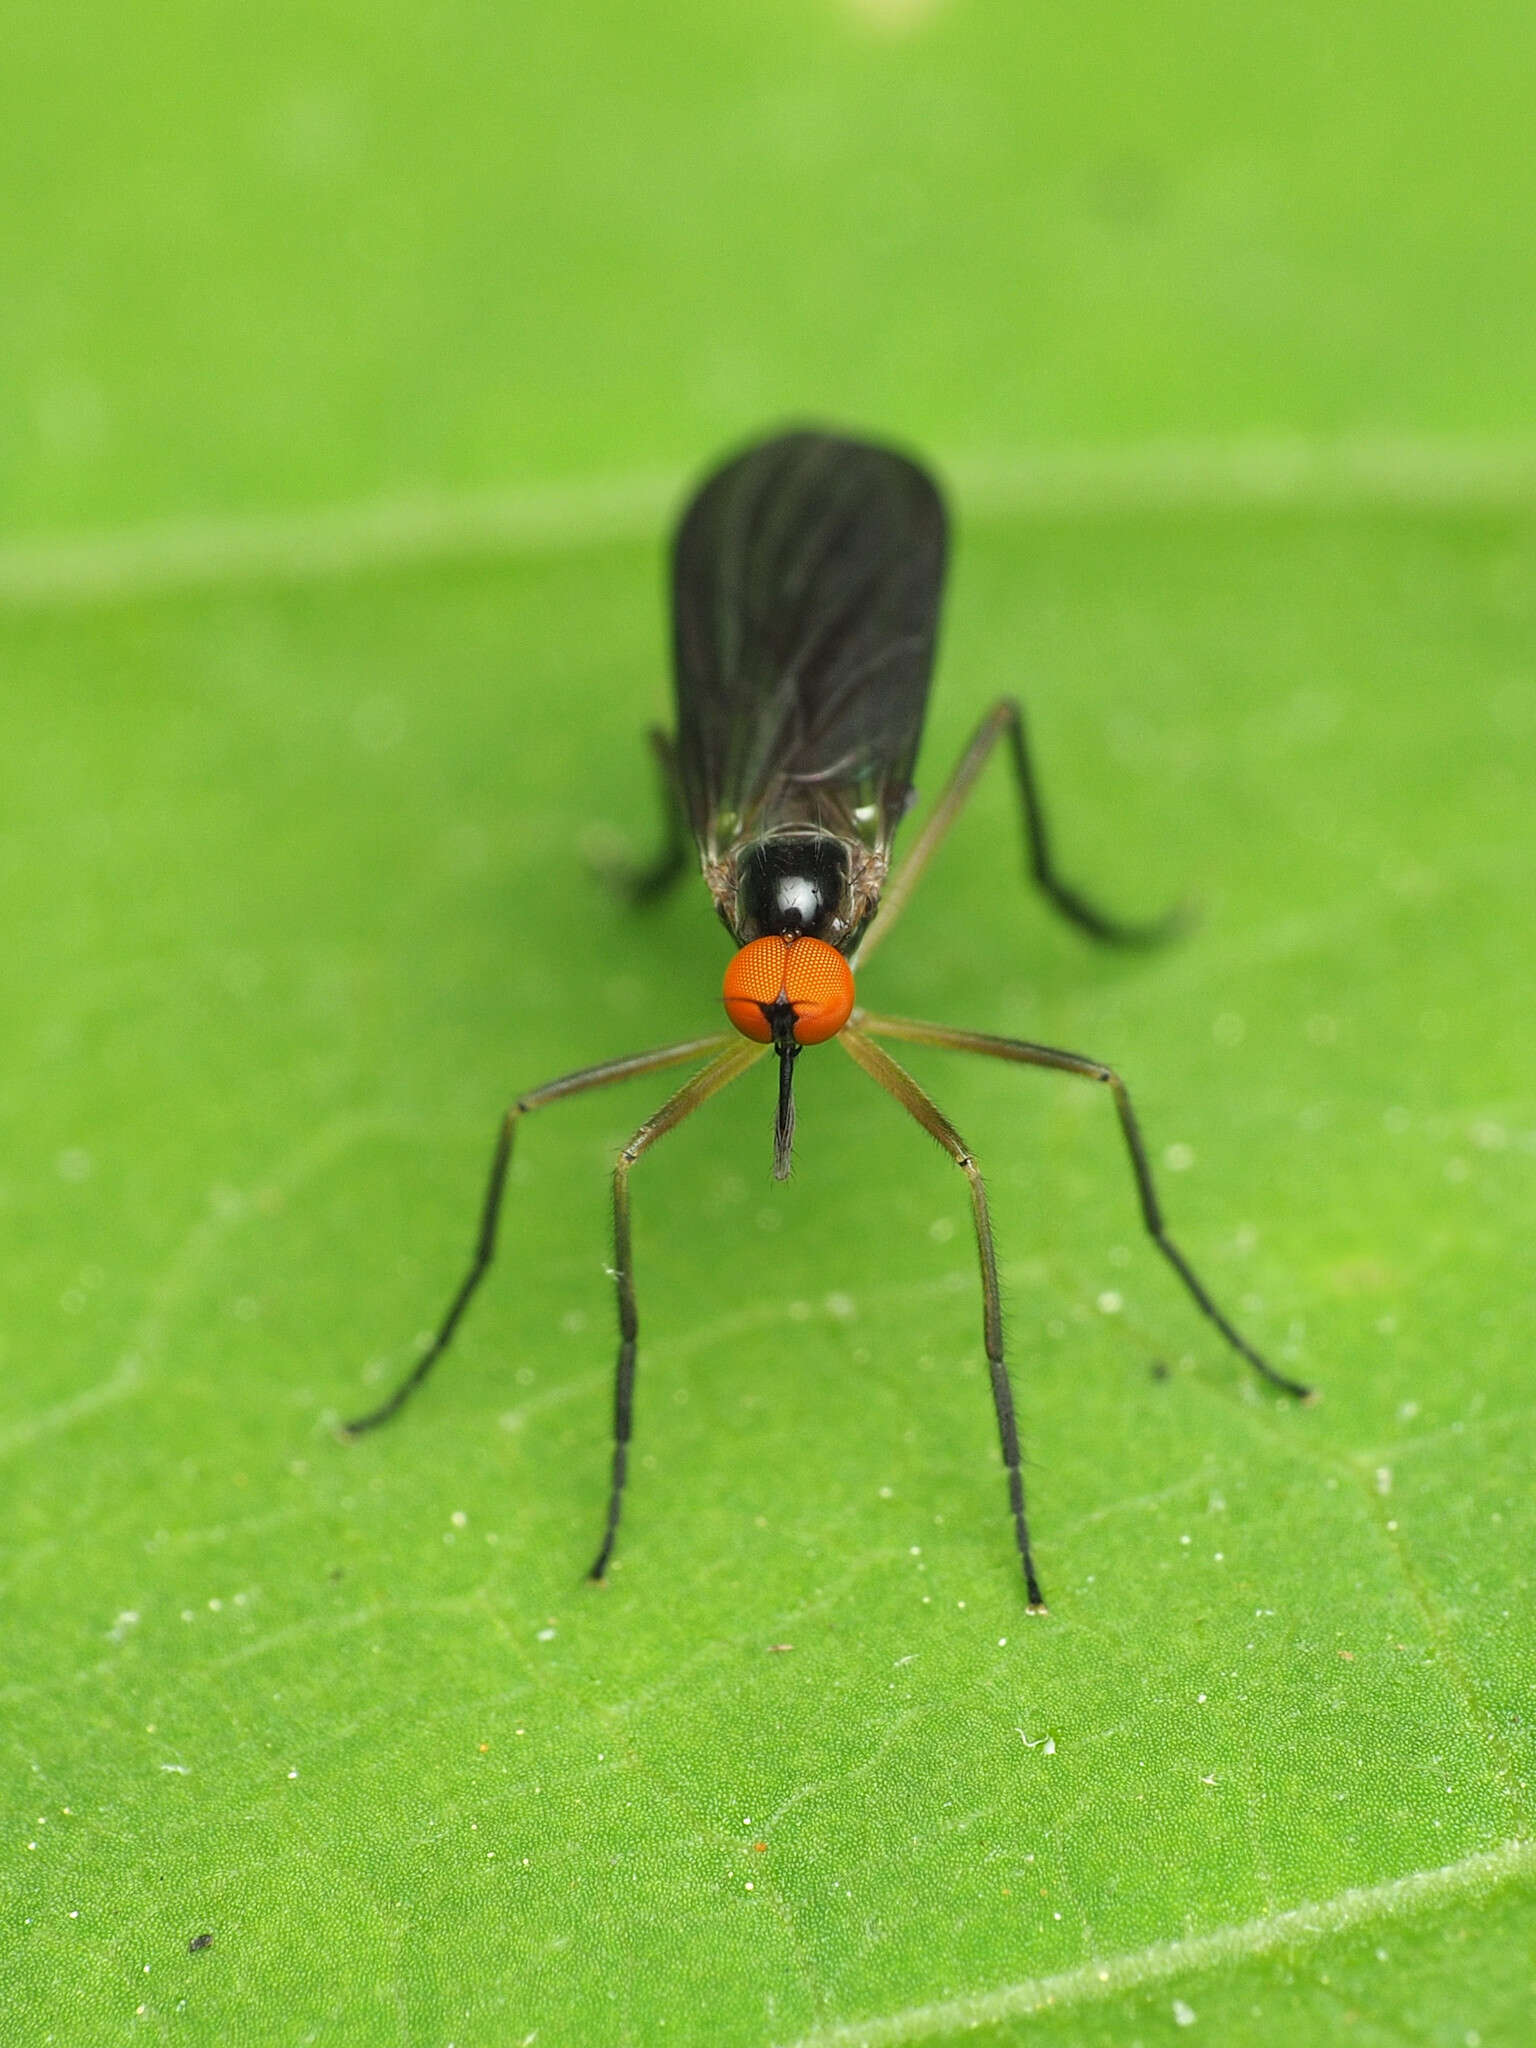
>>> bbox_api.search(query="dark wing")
[670,430,947,860]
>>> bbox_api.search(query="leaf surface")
[4,7,1534,2045]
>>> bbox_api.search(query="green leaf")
[6,7,1534,2046]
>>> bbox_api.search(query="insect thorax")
[705,830,887,952]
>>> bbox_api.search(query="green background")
[5,3,1535,2043]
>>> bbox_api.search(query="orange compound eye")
[782,936,856,1043]
[722,936,855,1046]
[722,936,787,1042]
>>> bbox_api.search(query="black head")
[733,833,853,947]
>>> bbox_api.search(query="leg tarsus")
[587,1318,635,1581]
[595,727,691,907]
[999,697,1186,948]
[341,1111,515,1436]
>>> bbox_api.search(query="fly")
[341,428,1312,1609]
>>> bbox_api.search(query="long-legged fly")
[342,429,1311,1609]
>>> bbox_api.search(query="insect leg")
[601,727,693,906]
[589,1038,766,1580]
[840,1025,1046,1610]
[341,1034,734,1437]
[859,698,1184,966]
[857,1010,1313,1401]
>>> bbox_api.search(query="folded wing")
[671,430,948,861]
